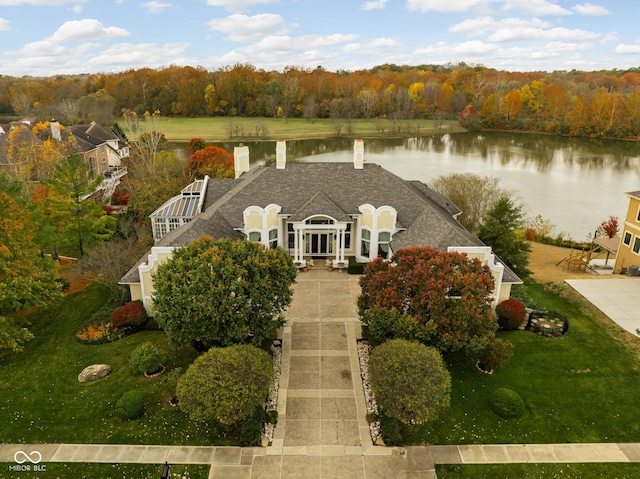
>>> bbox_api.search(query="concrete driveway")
[566,277,640,335]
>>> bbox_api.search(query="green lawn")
[402,280,640,445]
[436,463,640,479]
[1,462,209,479]
[0,284,237,445]
[127,116,463,142]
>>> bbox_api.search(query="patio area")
[566,277,640,335]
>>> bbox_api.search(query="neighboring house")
[614,190,640,275]
[120,140,521,314]
[70,121,129,179]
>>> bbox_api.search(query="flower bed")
[76,323,123,344]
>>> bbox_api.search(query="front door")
[306,231,333,256]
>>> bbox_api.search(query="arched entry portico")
[290,215,349,268]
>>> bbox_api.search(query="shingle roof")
[627,191,640,199]
[121,162,521,284]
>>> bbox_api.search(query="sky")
[0,0,638,77]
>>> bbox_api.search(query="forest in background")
[2,62,640,140]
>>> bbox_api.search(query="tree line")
[3,63,640,139]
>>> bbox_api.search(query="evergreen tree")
[478,196,531,277]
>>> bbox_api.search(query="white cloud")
[70,4,82,13]
[205,0,279,12]
[415,40,496,55]
[450,16,550,36]
[406,0,493,13]
[0,0,85,4]
[6,39,67,56]
[573,3,610,16]
[49,19,130,43]
[615,43,640,55]
[501,0,572,16]
[489,26,600,42]
[361,0,388,10]
[344,37,401,52]
[141,1,171,14]
[0,17,10,30]
[208,13,291,42]
[243,33,358,53]
[87,42,190,67]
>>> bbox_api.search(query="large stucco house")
[614,190,640,275]
[121,140,521,313]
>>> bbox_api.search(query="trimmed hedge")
[129,342,166,375]
[114,390,145,420]
[490,388,525,418]
[478,338,514,371]
[110,300,147,329]
[379,413,401,446]
[496,299,527,330]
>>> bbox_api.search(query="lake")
[210,132,640,241]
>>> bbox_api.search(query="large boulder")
[78,364,111,383]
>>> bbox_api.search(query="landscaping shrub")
[114,390,145,420]
[478,338,514,371]
[362,306,417,347]
[240,406,264,446]
[176,344,273,425]
[490,388,525,418]
[76,323,122,344]
[496,299,527,330]
[129,342,166,375]
[379,413,401,446]
[369,339,451,425]
[110,191,130,206]
[110,300,147,329]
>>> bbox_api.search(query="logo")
[14,450,42,464]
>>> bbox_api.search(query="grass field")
[0,284,236,446]
[402,280,640,446]
[126,116,464,142]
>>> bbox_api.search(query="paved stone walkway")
[3,268,640,478]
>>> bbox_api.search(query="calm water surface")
[212,132,640,241]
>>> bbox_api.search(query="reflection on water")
[206,132,640,240]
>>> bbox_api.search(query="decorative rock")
[78,364,111,383]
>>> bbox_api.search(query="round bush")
[490,388,525,418]
[114,390,145,420]
[478,338,514,371]
[496,299,527,330]
[369,339,451,425]
[110,300,148,329]
[129,342,166,375]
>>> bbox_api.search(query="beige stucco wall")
[140,250,173,305]
[245,210,262,230]
[377,210,395,230]
[266,207,280,229]
[129,283,143,302]
[360,209,374,228]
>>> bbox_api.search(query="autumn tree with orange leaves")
[0,191,62,351]
[358,247,497,355]
[185,145,235,179]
